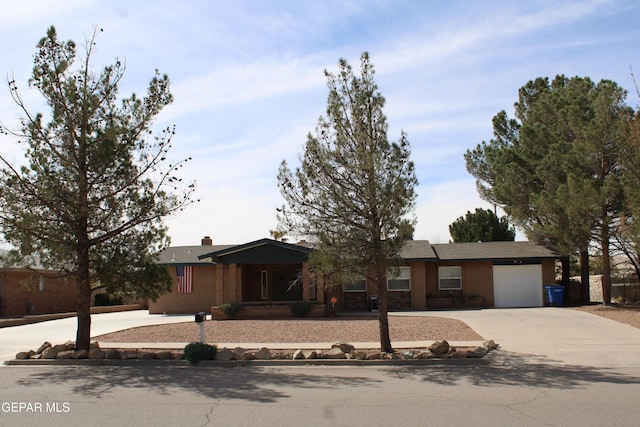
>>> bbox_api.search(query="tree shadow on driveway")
[386,351,640,389]
[16,364,379,402]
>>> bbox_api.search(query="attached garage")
[493,264,543,308]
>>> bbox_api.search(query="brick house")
[149,237,562,315]
[0,250,76,317]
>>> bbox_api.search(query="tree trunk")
[75,236,92,351]
[376,268,392,353]
[580,246,590,303]
[601,219,612,305]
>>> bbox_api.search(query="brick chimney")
[201,236,213,246]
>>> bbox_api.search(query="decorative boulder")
[157,351,175,360]
[42,346,59,359]
[429,340,450,355]
[325,347,347,359]
[331,341,354,353]
[72,349,89,359]
[15,352,29,360]
[104,349,121,359]
[292,350,305,360]
[302,350,318,359]
[63,341,76,351]
[365,350,382,360]
[36,341,52,354]
[254,348,271,360]
[119,351,138,360]
[215,348,234,361]
[89,348,105,359]
[350,350,367,360]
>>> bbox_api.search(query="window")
[38,276,46,292]
[439,266,462,290]
[387,266,411,291]
[344,278,366,292]
[261,270,268,299]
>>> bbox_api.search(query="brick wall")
[0,270,76,317]
[148,265,217,314]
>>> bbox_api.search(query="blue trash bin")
[545,285,565,307]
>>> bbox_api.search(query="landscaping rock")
[36,341,52,354]
[63,341,76,351]
[466,346,487,358]
[254,348,271,360]
[140,352,158,360]
[57,352,73,359]
[157,351,175,360]
[90,341,100,349]
[42,346,59,359]
[326,347,346,359]
[331,341,354,353]
[27,350,36,358]
[73,349,89,359]
[483,340,499,351]
[120,351,138,360]
[302,350,317,359]
[350,350,367,360]
[232,347,248,360]
[15,352,29,360]
[104,349,121,359]
[215,348,233,361]
[240,351,255,361]
[89,348,105,359]
[292,350,305,360]
[400,350,420,360]
[366,350,382,360]
[428,340,450,355]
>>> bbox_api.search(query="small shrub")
[219,302,244,318]
[184,342,217,365]
[94,293,122,306]
[288,301,314,318]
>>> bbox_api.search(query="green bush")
[184,342,217,365]
[288,301,314,318]
[94,293,122,306]
[219,302,244,318]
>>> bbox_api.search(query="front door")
[273,269,303,301]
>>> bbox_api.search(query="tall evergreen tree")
[449,208,515,243]
[277,53,417,352]
[465,75,630,304]
[0,27,195,350]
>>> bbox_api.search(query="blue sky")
[1,0,639,246]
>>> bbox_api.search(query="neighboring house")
[0,249,76,317]
[149,236,562,314]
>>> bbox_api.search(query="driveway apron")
[392,308,640,367]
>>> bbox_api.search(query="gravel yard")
[93,316,485,343]
[573,303,640,329]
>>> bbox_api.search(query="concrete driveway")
[392,307,640,367]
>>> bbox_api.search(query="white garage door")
[493,265,543,308]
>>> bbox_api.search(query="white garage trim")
[493,264,543,308]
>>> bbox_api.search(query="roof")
[431,241,561,262]
[158,238,562,266]
[399,240,438,260]
[156,244,236,265]
[198,238,313,264]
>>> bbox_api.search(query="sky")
[0,0,639,247]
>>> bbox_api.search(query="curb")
[4,356,492,367]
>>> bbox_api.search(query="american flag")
[176,265,193,293]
